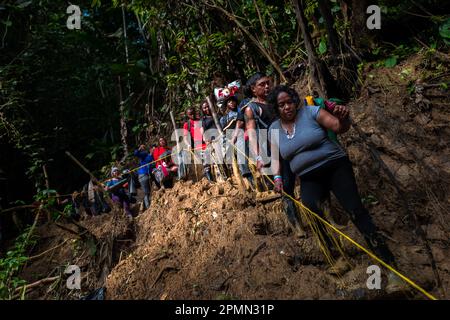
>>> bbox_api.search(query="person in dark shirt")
[104,167,132,219]
[200,100,217,181]
[221,95,252,182]
[242,73,277,170]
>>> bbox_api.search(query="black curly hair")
[267,85,301,116]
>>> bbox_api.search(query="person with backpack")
[81,179,111,216]
[104,167,132,219]
[267,85,408,293]
[241,73,277,171]
[242,72,304,236]
[152,137,178,188]
[134,144,155,210]
[183,107,212,181]
[221,95,252,184]
[199,101,217,181]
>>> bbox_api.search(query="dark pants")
[300,157,395,264]
[281,158,302,228]
[111,190,132,216]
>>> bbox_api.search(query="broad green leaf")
[319,40,327,54]
[385,56,397,68]
[439,18,450,39]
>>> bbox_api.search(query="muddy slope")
[20,52,449,299]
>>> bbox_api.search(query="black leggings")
[300,157,395,264]
[281,157,302,228]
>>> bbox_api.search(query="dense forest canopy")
[0,0,448,202]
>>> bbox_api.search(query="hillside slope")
[20,52,450,300]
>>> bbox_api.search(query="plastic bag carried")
[214,80,241,109]
[81,287,105,300]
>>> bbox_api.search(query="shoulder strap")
[247,102,268,129]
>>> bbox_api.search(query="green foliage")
[0,226,38,299]
[362,194,379,206]
[439,18,450,45]
[385,56,398,68]
[318,38,327,55]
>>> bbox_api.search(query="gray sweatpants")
[138,174,151,209]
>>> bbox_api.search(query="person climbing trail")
[183,107,205,151]
[81,179,110,216]
[152,137,178,188]
[200,101,217,182]
[105,167,133,220]
[220,95,252,184]
[267,85,409,294]
[183,107,210,181]
[241,73,303,234]
[134,144,154,211]
[242,72,277,171]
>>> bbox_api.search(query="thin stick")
[28,239,72,261]
[13,276,60,295]
[65,151,114,207]
[205,96,223,136]
[1,205,37,215]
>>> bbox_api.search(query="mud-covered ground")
[19,52,450,300]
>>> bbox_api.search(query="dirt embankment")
[20,52,449,300]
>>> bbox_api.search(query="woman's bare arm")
[316,106,351,134]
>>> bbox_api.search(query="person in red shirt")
[151,137,178,189]
[153,137,169,166]
[183,107,205,151]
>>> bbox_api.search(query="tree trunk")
[350,0,377,50]
[318,0,340,57]
[292,0,328,97]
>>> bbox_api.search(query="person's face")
[201,103,210,115]
[187,109,195,120]
[277,91,297,122]
[227,99,237,111]
[252,76,272,100]
[112,170,119,177]
[159,138,167,147]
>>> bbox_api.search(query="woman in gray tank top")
[267,85,408,295]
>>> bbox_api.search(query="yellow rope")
[224,132,437,300]
[56,132,437,300]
